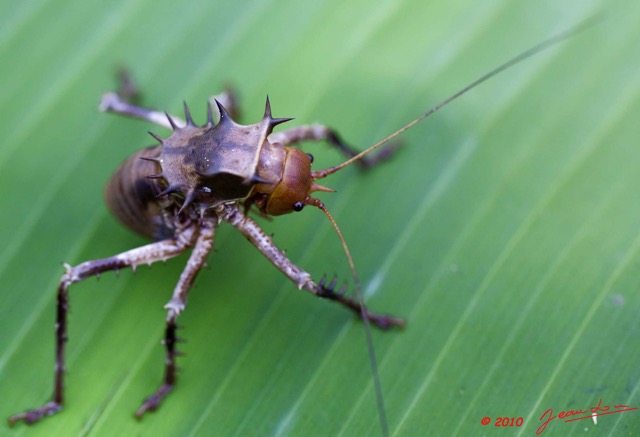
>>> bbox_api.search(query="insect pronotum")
[8,19,592,435]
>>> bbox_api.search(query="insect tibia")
[316,284,405,330]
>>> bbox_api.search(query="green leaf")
[1,0,638,436]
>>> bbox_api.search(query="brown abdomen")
[104,145,173,240]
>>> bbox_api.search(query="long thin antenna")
[308,198,389,436]
[305,18,598,436]
[312,18,597,180]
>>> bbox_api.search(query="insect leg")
[221,204,403,329]
[115,68,142,104]
[268,123,400,169]
[136,218,217,418]
[8,228,197,426]
[100,88,239,130]
[99,92,182,130]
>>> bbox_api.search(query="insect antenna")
[312,18,597,181]
[303,18,597,434]
[305,197,390,436]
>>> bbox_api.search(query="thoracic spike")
[269,117,294,128]
[148,131,164,144]
[263,96,293,128]
[165,112,179,130]
[183,101,194,126]
[214,99,231,123]
[206,101,214,126]
[252,175,272,184]
[243,174,272,185]
[177,190,198,216]
[156,185,179,198]
[264,96,272,118]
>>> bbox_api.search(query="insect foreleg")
[8,228,198,426]
[269,123,399,169]
[136,217,217,417]
[221,204,403,329]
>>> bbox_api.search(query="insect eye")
[293,201,304,212]
[306,153,314,163]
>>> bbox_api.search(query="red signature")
[537,398,637,435]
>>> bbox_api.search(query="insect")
[8,20,591,435]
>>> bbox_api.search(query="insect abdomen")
[104,145,173,240]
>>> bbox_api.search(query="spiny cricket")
[8,20,591,436]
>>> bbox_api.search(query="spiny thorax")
[151,99,292,214]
